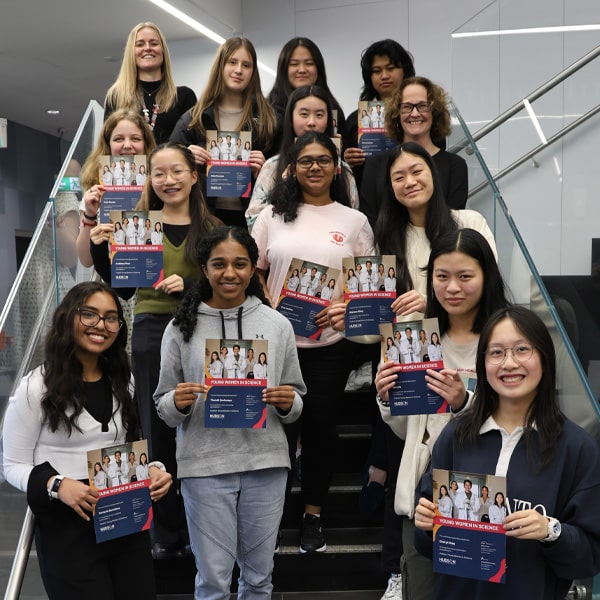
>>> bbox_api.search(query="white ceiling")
[0,0,243,140]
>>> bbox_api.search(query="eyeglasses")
[150,168,192,184]
[296,155,334,169]
[484,344,534,365]
[399,102,432,115]
[77,309,123,333]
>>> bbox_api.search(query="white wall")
[169,0,600,277]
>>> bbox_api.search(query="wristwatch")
[542,517,561,542]
[47,475,65,500]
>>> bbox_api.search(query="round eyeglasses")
[150,168,192,184]
[77,309,123,333]
[484,344,534,365]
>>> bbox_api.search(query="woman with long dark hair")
[252,132,376,553]
[415,306,600,598]
[3,282,172,599]
[154,226,304,597]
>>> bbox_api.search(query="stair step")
[277,525,383,555]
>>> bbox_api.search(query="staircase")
[153,386,389,598]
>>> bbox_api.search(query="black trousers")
[35,501,155,600]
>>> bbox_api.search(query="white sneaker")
[381,573,403,600]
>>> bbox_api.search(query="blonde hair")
[189,37,277,151]
[104,22,178,114]
[80,109,156,191]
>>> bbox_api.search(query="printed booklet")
[276,258,341,339]
[109,209,163,288]
[432,468,507,584]
[379,318,447,415]
[342,255,396,339]
[87,440,152,543]
[206,130,252,197]
[98,154,147,223]
[204,338,269,428]
[356,101,397,156]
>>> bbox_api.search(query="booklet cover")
[276,258,341,340]
[87,440,152,543]
[109,209,163,288]
[357,101,397,157]
[380,318,447,415]
[342,255,396,337]
[206,130,252,198]
[205,338,268,428]
[432,468,507,584]
[98,154,147,223]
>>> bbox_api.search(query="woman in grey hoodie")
[154,226,305,599]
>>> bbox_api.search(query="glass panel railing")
[0,101,103,428]
[449,99,600,442]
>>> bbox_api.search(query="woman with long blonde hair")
[104,22,196,143]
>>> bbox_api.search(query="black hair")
[172,226,269,342]
[359,39,415,100]
[268,37,344,120]
[276,85,334,183]
[374,142,457,293]
[425,228,510,336]
[41,281,139,441]
[140,142,221,262]
[270,131,349,223]
[454,306,564,470]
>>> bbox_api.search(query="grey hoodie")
[154,296,305,478]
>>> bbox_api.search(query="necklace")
[142,103,160,130]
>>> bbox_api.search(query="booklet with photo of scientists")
[87,440,152,543]
[205,130,252,198]
[276,258,341,340]
[356,101,397,156]
[98,154,147,223]
[432,468,507,584]
[109,209,163,288]
[204,338,269,428]
[342,255,396,338]
[380,318,447,415]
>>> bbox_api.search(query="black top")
[104,84,197,145]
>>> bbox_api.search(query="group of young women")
[4,20,600,600]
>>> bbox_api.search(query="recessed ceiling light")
[46,110,60,115]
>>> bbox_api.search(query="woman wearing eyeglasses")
[2,281,173,599]
[89,142,221,559]
[252,131,378,554]
[415,306,600,599]
[360,76,468,226]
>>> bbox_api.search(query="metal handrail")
[468,102,600,197]
[448,44,600,154]
[3,508,35,600]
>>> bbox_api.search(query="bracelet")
[47,475,65,500]
[81,218,96,228]
[376,393,390,408]
[83,212,98,221]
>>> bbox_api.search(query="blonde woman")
[104,22,196,143]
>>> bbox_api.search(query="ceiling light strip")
[148,0,276,76]
[452,24,600,38]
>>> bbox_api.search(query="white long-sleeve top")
[3,367,130,492]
